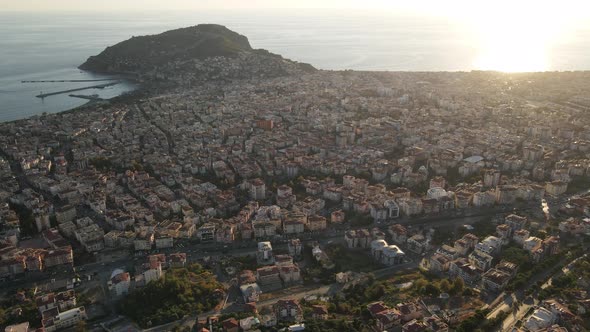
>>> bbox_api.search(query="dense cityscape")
[2,24,590,332]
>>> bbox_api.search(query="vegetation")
[454,307,509,332]
[0,289,41,329]
[454,308,490,332]
[294,269,481,332]
[303,319,369,332]
[347,211,373,227]
[470,218,497,238]
[227,255,258,271]
[412,276,464,297]
[89,157,114,171]
[500,245,531,267]
[301,243,376,284]
[80,25,252,72]
[80,24,316,76]
[75,320,87,332]
[538,254,590,301]
[8,202,36,236]
[566,175,590,194]
[430,226,456,246]
[324,244,380,273]
[507,254,561,291]
[118,264,223,328]
[299,298,373,331]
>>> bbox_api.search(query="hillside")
[79,24,315,81]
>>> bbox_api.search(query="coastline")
[5,67,590,127]
[62,78,145,112]
[0,75,141,125]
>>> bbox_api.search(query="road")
[0,223,399,295]
[500,296,537,332]
[493,253,586,332]
[0,196,560,302]
[487,257,565,322]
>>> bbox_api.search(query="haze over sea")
[1,10,589,123]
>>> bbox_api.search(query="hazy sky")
[0,0,577,13]
[0,0,434,11]
[3,0,589,22]
[0,0,589,73]
[0,0,432,11]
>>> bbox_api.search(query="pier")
[69,94,104,101]
[23,79,117,83]
[36,81,120,98]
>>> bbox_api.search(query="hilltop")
[79,24,315,82]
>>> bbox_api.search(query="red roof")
[222,318,239,329]
[367,301,388,316]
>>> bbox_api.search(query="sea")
[1,10,589,123]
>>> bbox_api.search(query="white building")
[371,239,405,265]
[257,241,274,265]
[240,283,262,303]
[249,179,266,200]
[4,322,30,332]
[384,200,400,218]
[475,236,502,256]
[108,269,130,296]
[427,187,448,200]
[524,307,556,331]
[143,264,164,285]
[43,307,87,332]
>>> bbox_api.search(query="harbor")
[22,79,117,83]
[68,94,103,101]
[35,81,120,98]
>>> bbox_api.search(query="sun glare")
[454,0,588,72]
[473,16,552,72]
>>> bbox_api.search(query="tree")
[414,278,428,293]
[439,279,451,293]
[451,277,464,295]
[75,320,87,332]
[0,308,6,326]
[501,246,530,267]
[423,283,440,297]
[366,282,385,301]
[118,264,223,328]
[462,287,475,296]
[171,325,190,332]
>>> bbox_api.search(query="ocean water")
[1,10,589,123]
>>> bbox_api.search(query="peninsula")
[80,24,315,84]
